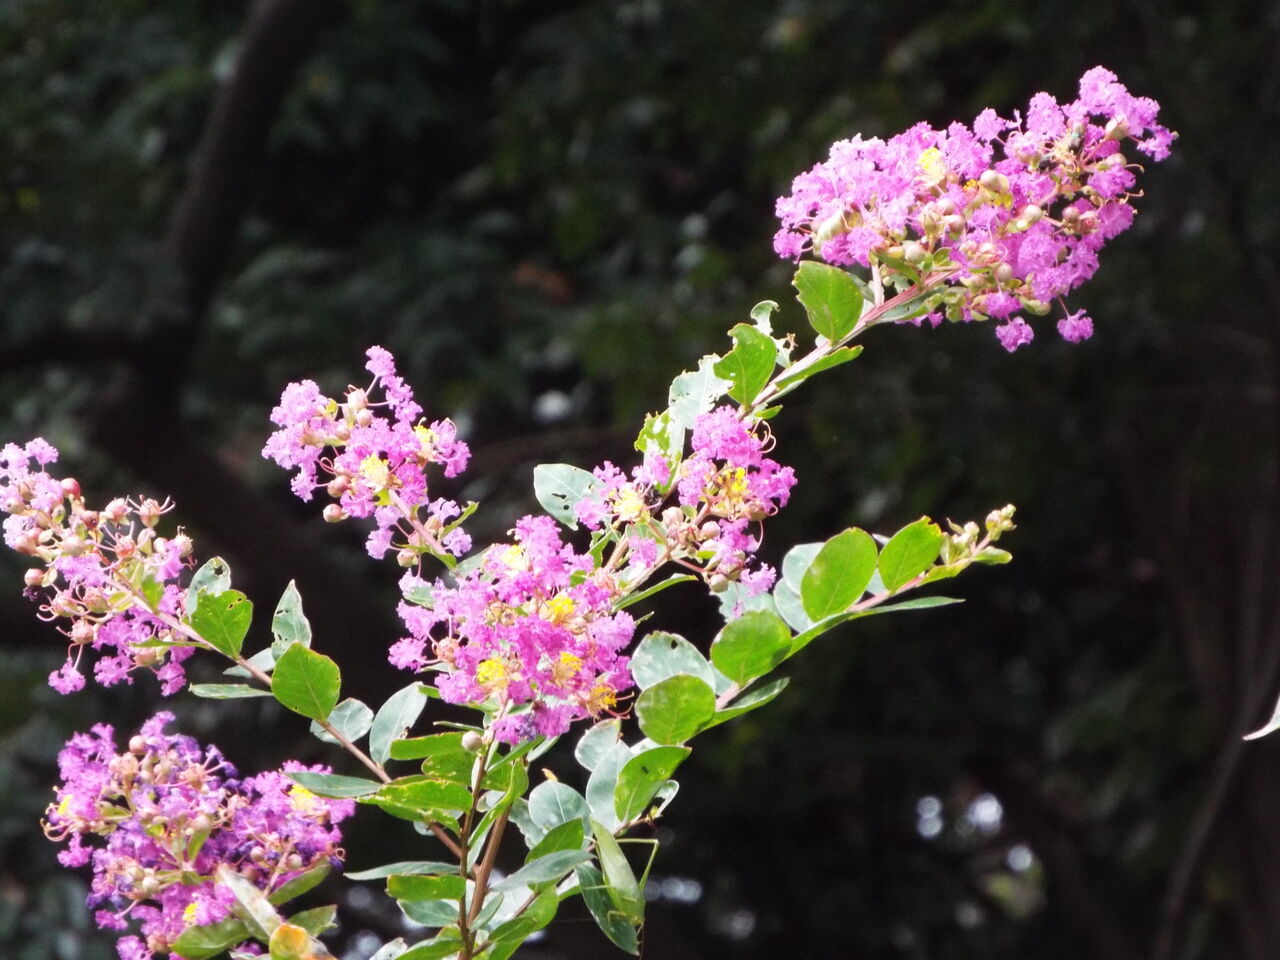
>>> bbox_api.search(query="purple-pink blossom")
[263,347,472,569]
[44,713,353,960]
[773,66,1174,347]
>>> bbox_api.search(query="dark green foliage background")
[1,1,1277,958]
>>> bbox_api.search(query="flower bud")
[902,240,926,265]
[322,504,346,523]
[979,170,1009,193]
[355,408,374,428]
[60,535,86,557]
[1104,116,1129,141]
[396,549,417,568]
[346,388,368,412]
[698,521,720,540]
[138,499,162,528]
[708,573,729,593]
[60,478,81,500]
[129,735,147,755]
[24,568,45,588]
[326,476,350,498]
[71,620,96,645]
[461,731,484,752]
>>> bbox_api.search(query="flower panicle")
[261,345,472,567]
[0,439,197,695]
[44,712,353,960]
[773,66,1176,350]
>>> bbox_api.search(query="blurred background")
[1,0,1277,958]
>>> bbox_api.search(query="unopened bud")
[902,241,926,265]
[24,568,45,588]
[396,549,416,567]
[355,408,374,428]
[1019,204,1043,225]
[322,504,346,523]
[699,521,720,540]
[944,214,965,234]
[129,735,147,755]
[60,535,86,557]
[994,263,1014,283]
[708,573,729,593]
[461,731,484,752]
[935,197,956,216]
[60,478,81,500]
[1103,117,1129,141]
[979,170,1009,193]
[326,476,349,498]
[71,620,96,645]
[346,388,368,411]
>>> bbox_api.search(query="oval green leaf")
[710,610,792,686]
[801,528,877,620]
[635,674,716,745]
[271,642,340,722]
[793,261,865,342]
[614,745,690,823]
[878,517,944,591]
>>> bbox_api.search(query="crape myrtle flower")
[262,346,472,566]
[773,66,1175,350]
[0,439,197,695]
[43,712,353,960]
[393,515,635,743]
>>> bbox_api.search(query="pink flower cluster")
[44,712,353,960]
[774,67,1175,350]
[1,439,196,695]
[392,515,635,743]
[262,346,472,564]
[573,408,795,596]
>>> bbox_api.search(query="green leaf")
[364,776,473,821]
[494,848,592,891]
[186,557,232,612]
[585,743,632,833]
[629,631,716,690]
[702,677,791,730]
[615,746,690,823]
[773,345,863,393]
[171,917,251,959]
[268,862,330,905]
[793,261,864,342]
[714,322,777,405]
[271,581,312,657]
[217,864,282,940]
[614,573,695,610]
[368,939,408,960]
[189,589,253,660]
[484,886,558,951]
[789,595,963,656]
[346,861,458,881]
[878,518,944,591]
[801,528,877,620]
[388,874,467,902]
[532,463,599,529]
[635,674,716,745]
[391,732,473,784]
[574,718,622,771]
[399,936,465,960]
[189,683,272,700]
[575,864,639,955]
[370,682,429,766]
[398,899,459,927]
[285,905,337,937]
[526,817,585,862]
[271,642,340,722]
[139,574,164,612]
[590,819,644,923]
[528,781,588,830]
[310,698,375,746]
[710,610,792,686]
[286,771,382,799]
[668,355,731,433]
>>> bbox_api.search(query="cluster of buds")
[774,67,1175,350]
[0,439,197,694]
[43,713,353,960]
[939,504,1017,566]
[262,345,472,566]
